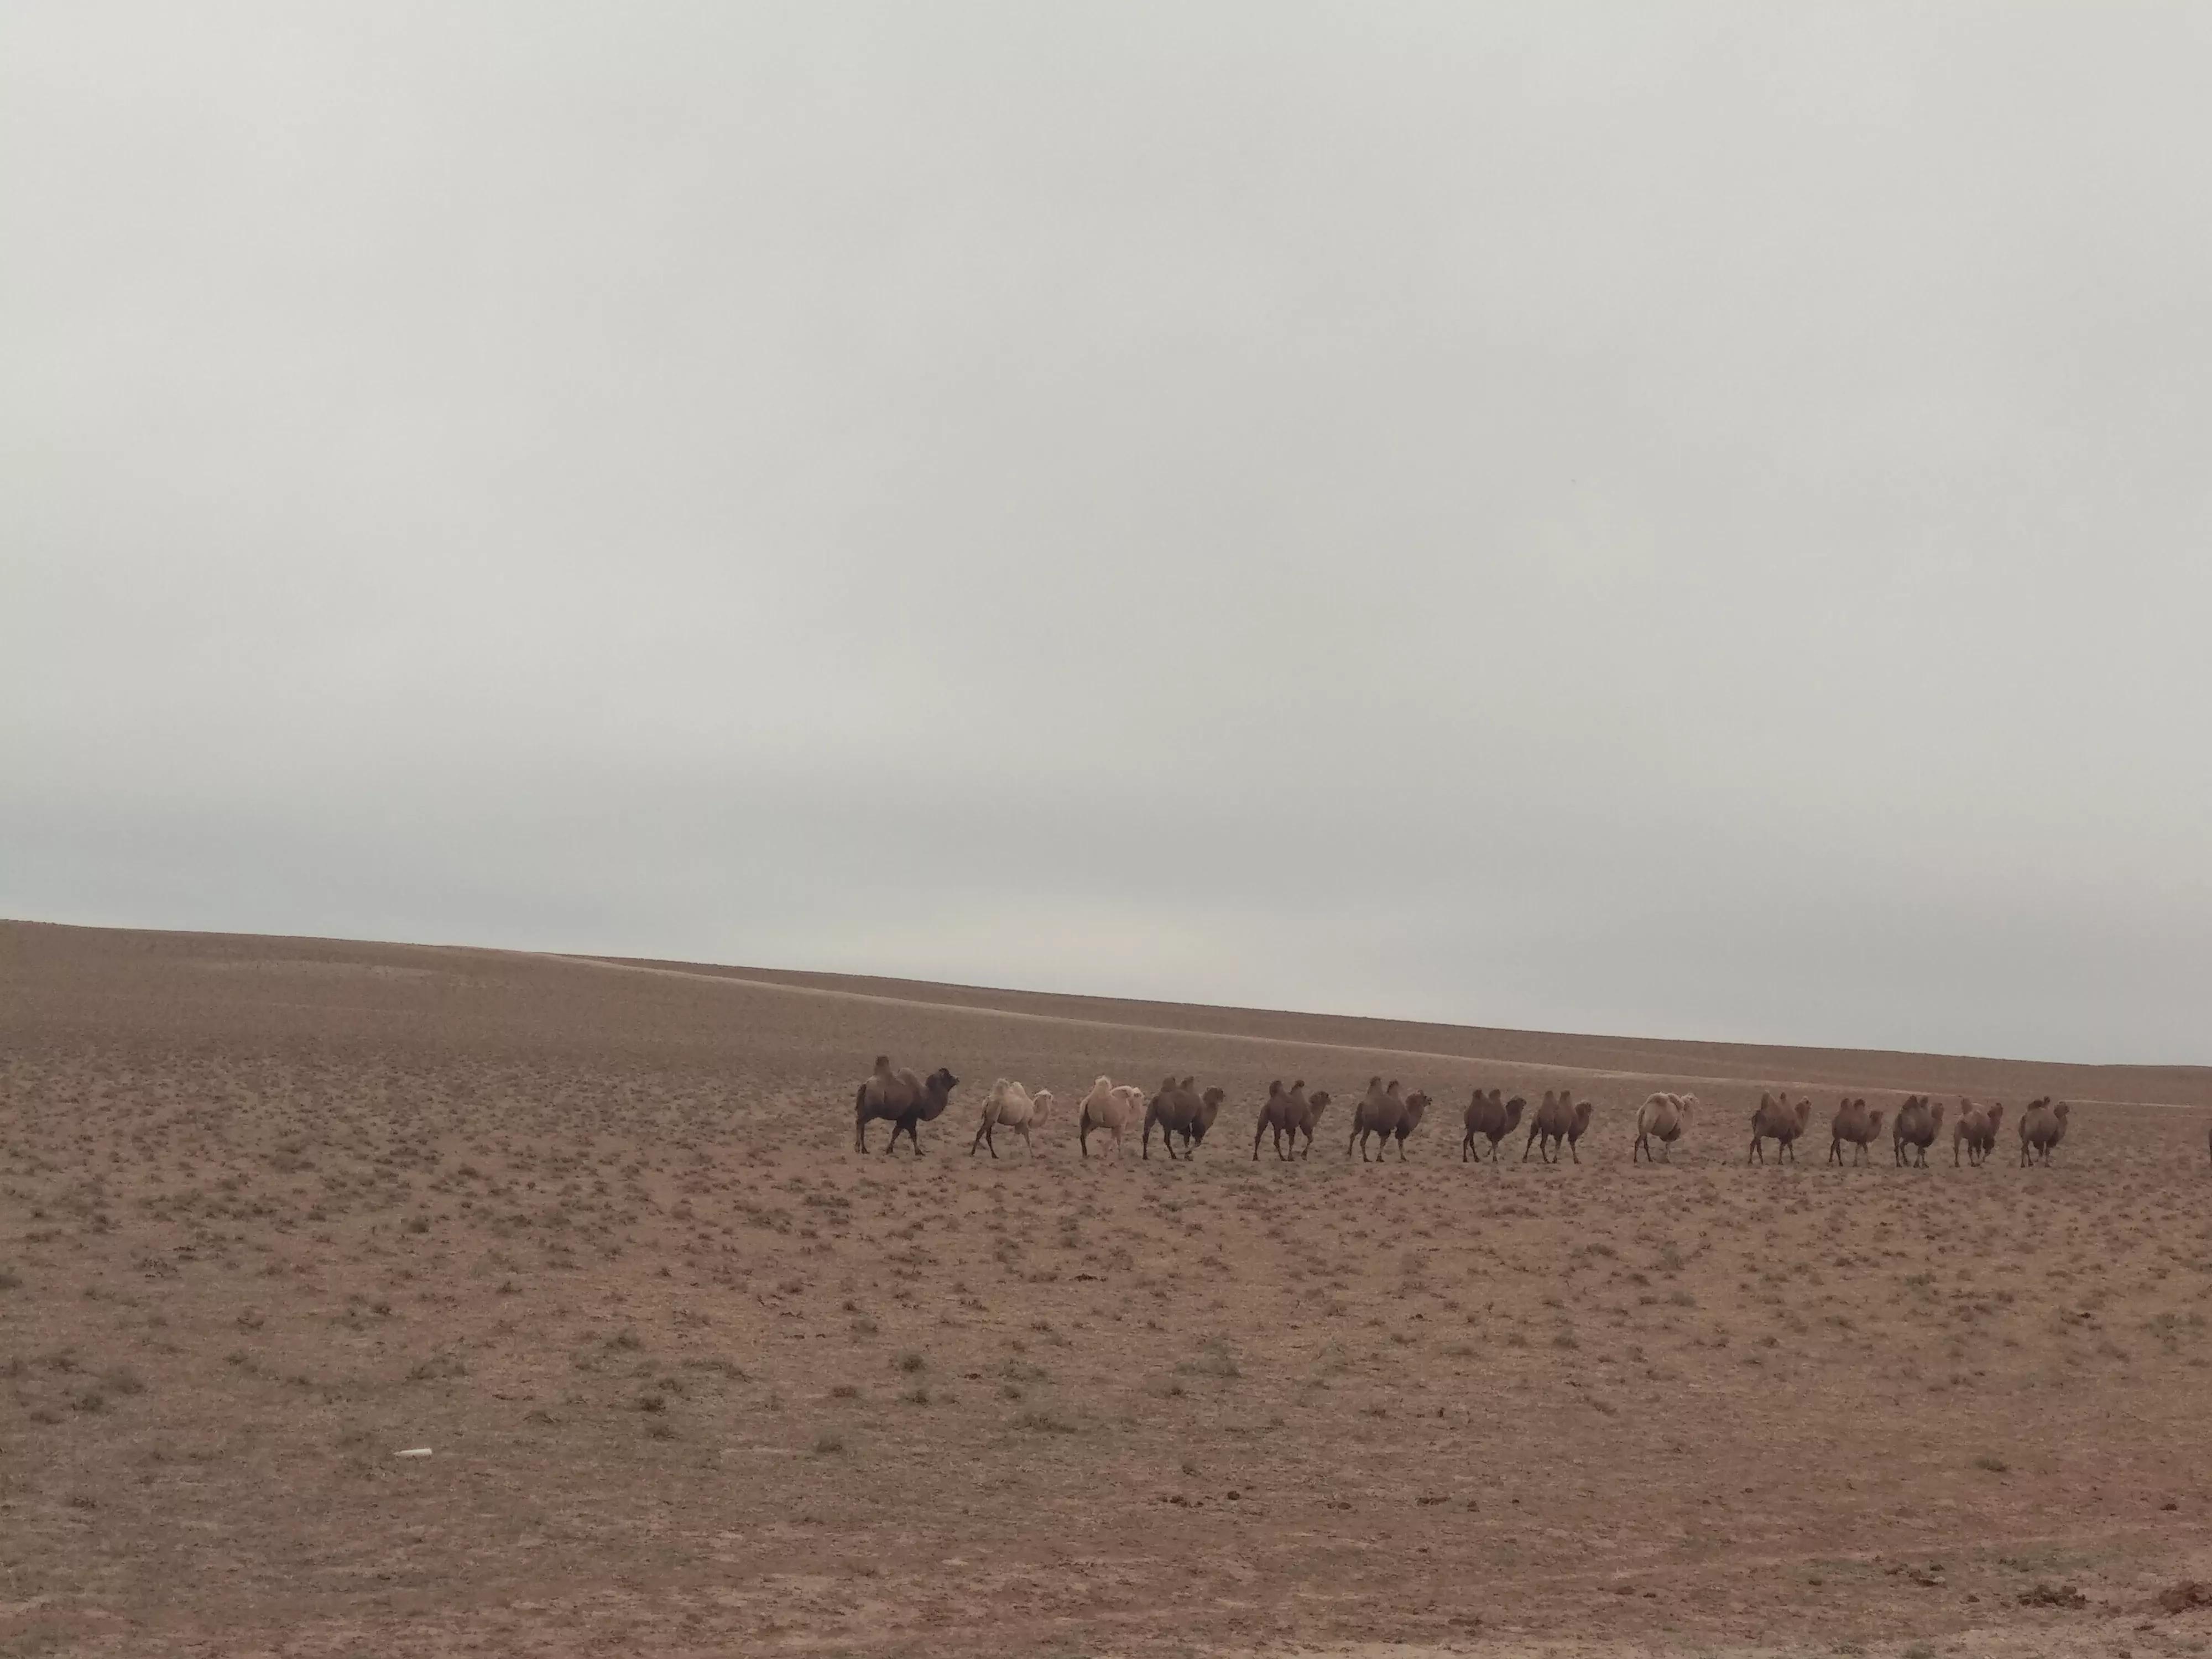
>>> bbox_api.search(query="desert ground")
[4,920,2212,1659]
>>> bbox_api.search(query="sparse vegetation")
[2,921,2201,1656]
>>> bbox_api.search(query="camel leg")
[1522,1127,1537,1163]
[971,1119,988,1156]
[1568,1139,1580,1164]
[1254,1120,1265,1161]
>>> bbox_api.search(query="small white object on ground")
[394,1447,433,1458]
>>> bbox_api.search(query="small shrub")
[812,1432,845,1454]
[895,1351,925,1374]
[1973,1454,2009,1474]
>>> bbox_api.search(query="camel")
[854,1056,960,1155]
[1463,1088,1525,1162]
[1952,1099,2005,1167]
[1826,1097,1885,1165]
[1254,1080,1292,1160]
[1349,1078,1416,1162]
[1254,1080,1330,1160]
[1633,1092,1694,1164]
[1297,1092,1333,1157]
[1892,1094,1945,1167]
[1748,1092,1813,1164]
[1391,1091,1433,1158]
[2017,1098,2071,1166]
[1523,1089,1594,1164]
[1143,1077,1224,1160]
[1075,1077,1144,1158]
[970,1079,1053,1158]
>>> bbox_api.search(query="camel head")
[1792,1097,1812,1131]
[1988,1103,2005,1131]
[1403,1092,1431,1131]
[1505,1095,1526,1129]
[1199,1088,1226,1130]
[919,1068,959,1120]
[1867,1108,1886,1136]
[1571,1099,1594,1135]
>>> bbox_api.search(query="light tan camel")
[1634,1092,1694,1164]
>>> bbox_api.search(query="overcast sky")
[4,5,2209,1063]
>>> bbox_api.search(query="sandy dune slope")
[3,919,2211,1657]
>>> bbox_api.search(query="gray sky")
[5,4,2210,1063]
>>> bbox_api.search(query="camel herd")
[852,1057,2085,1169]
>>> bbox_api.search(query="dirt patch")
[3,919,2210,1657]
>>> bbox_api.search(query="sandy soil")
[4,919,2212,1658]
